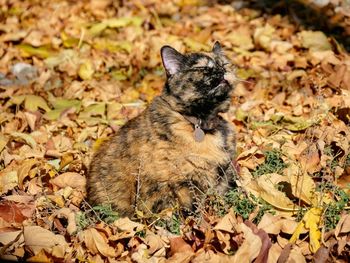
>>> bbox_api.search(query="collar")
[160,97,221,143]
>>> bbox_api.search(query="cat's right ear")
[161,46,185,76]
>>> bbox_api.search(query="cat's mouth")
[208,79,230,96]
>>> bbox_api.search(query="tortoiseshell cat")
[87,42,237,217]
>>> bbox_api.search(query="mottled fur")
[87,42,237,217]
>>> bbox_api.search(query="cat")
[87,42,237,217]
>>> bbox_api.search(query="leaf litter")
[0,0,350,262]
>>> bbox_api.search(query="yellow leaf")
[44,49,78,68]
[47,195,65,208]
[176,0,203,7]
[24,95,51,112]
[253,24,275,50]
[6,95,25,106]
[79,103,106,119]
[290,207,322,253]
[17,44,55,59]
[183,38,209,51]
[59,153,74,170]
[305,207,322,253]
[78,60,94,80]
[60,32,79,48]
[93,137,109,151]
[226,31,254,50]
[44,95,81,120]
[89,17,143,36]
[285,164,318,205]
[27,250,53,263]
[282,116,315,131]
[107,102,123,120]
[289,220,305,244]
[93,39,132,53]
[10,132,37,148]
[6,95,50,112]
[299,31,332,51]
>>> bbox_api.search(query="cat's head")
[160,42,236,118]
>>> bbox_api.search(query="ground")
[0,0,350,262]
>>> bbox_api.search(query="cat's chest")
[171,121,230,164]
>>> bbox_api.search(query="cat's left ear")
[161,46,185,76]
[212,41,222,55]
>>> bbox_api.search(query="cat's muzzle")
[208,79,231,97]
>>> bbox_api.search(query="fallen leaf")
[245,221,271,263]
[10,132,37,148]
[79,228,116,257]
[78,60,94,80]
[0,230,24,256]
[24,95,51,112]
[50,172,86,190]
[299,31,332,51]
[0,201,35,224]
[17,158,37,189]
[258,213,303,235]
[214,209,238,233]
[17,44,56,59]
[0,134,8,153]
[290,207,322,253]
[145,231,166,255]
[54,208,77,235]
[24,226,67,256]
[335,213,350,237]
[233,223,261,262]
[89,16,143,36]
[255,174,296,211]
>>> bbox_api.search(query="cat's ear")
[161,46,185,76]
[212,41,222,55]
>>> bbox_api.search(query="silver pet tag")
[193,124,205,142]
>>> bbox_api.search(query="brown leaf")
[24,226,67,257]
[214,209,238,233]
[169,237,193,256]
[79,228,116,257]
[277,243,292,263]
[54,208,77,235]
[234,223,262,262]
[17,159,37,189]
[313,246,329,263]
[0,163,18,195]
[0,201,35,224]
[50,172,86,190]
[335,213,350,236]
[245,221,271,263]
[111,217,144,239]
[144,230,166,256]
[258,213,303,235]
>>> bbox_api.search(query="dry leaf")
[335,213,350,237]
[24,226,67,256]
[50,172,86,190]
[233,223,262,262]
[79,228,116,257]
[290,208,322,253]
